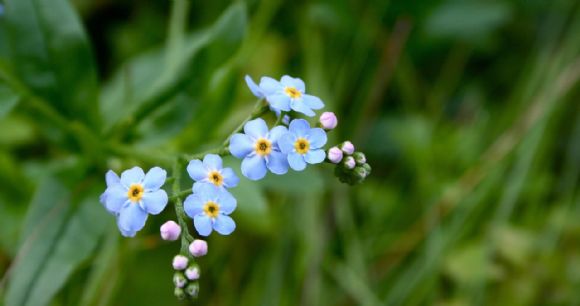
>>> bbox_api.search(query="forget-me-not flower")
[245,75,264,99]
[259,75,324,117]
[279,119,327,171]
[100,167,168,237]
[184,184,237,236]
[187,154,239,192]
[229,118,289,180]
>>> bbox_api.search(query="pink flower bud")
[344,156,356,169]
[189,239,208,257]
[319,112,338,130]
[160,221,181,241]
[341,141,355,155]
[327,147,343,163]
[172,255,189,270]
[185,266,200,280]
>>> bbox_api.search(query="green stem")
[172,160,194,255]
[222,99,270,147]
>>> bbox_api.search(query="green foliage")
[0,0,579,305]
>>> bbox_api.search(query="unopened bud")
[160,220,181,241]
[344,156,356,169]
[173,272,187,288]
[172,255,189,270]
[189,239,208,257]
[185,265,200,280]
[352,152,366,164]
[362,163,372,175]
[327,147,343,163]
[341,141,355,155]
[174,287,186,300]
[354,166,368,179]
[319,112,338,130]
[185,282,200,298]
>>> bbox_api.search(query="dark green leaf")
[3,0,99,127]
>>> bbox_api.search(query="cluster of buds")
[327,141,371,185]
[162,221,208,300]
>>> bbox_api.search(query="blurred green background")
[0,0,579,305]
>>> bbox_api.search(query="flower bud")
[352,152,366,164]
[185,265,200,280]
[185,282,200,298]
[174,287,186,300]
[172,255,189,270]
[327,147,343,164]
[173,272,187,288]
[361,163,372,175]
[160,221,181,241]
[344,156,356,169]
[354,166,368,179]
[341,141,355,155]
[189,239,208,257]
[319,112,338,130]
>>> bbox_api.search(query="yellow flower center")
[127,184,144,203]
[207,170,223,186]
[255,138,272,156]
[294,138,310,155]
[203,201,220,218]
[284,86,302,99]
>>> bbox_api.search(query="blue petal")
[120,167,145,187]
[245,75,264,98]
[267,94,291,112]
[118,203,148,234]
[196,183,220,200]
[305,149,326,164]
[302,94,324,110]
[280,75,305,92]
[241,155,267,180]
[184,194,204,218]
[187,159,207,181]
[288,119,310,137]
[103,185,128,214]
[278,133,296,154]
[217,190,237,214]
[244,118,269,139]
[221,168,239,188]
[105,170,120,187]
[194,215,213,236]
[288,152,307,171]
[203,154,222,170]
[116,218,137,237]
[213,215,236,235]
[267,151,289,175]
[259,76,283,95]
[290,99,315,116]
[229,133,254,158]
[141,189,168,214]
[143,167,166,191]
[307,128,327,149]
[268,125,288,143]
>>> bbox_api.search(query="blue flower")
[187,154,239,192]
[99,167,168,237]
[184,184,237,236]
[229,118,289,180]
[259,75,324,117]
[279,119,327,171]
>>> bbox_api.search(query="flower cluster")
[98,74,371,300]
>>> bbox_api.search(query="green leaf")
[100,2,247,133]
[3,0,99,127]
[5,177,72,306]
[425,1,512,41]
[4,177,110,306]
[0,81,19,119]
[24,190,110,306]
